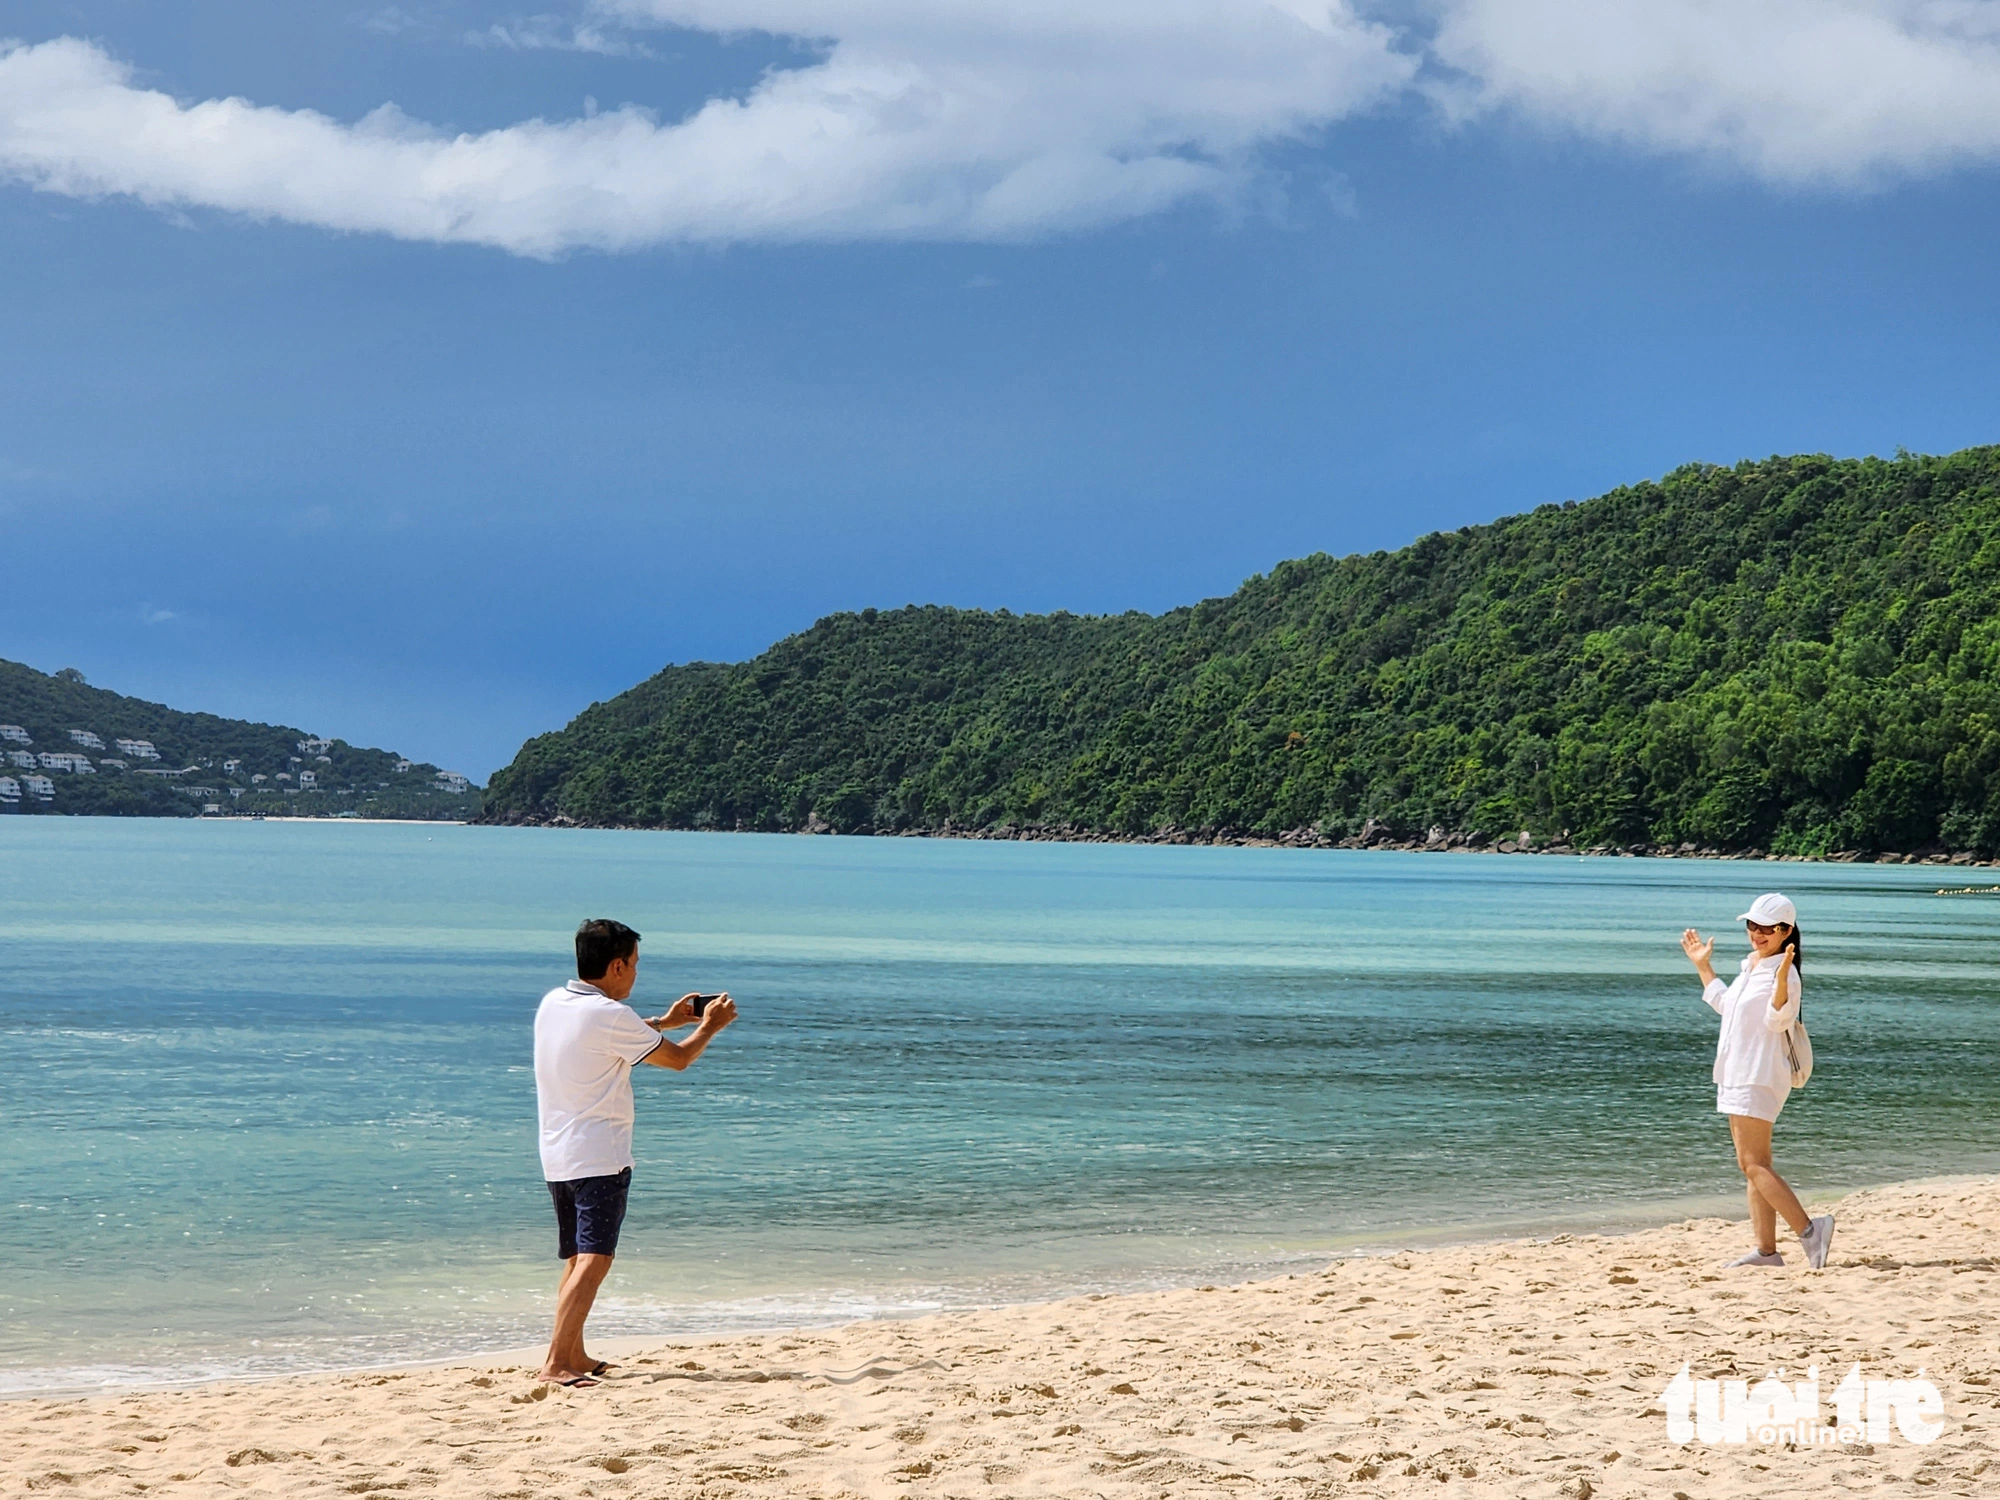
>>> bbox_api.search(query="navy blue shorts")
[547,1167,632,1259]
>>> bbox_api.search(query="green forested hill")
[482,446,2000,856]
[0,659,481,819]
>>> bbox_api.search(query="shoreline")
[5,1184,1782,1404]
[479,813,2000,868]
[6,1174,1991,1497]
[0,824,470,836]
[16,811,2000,867]
[222,815,470,825]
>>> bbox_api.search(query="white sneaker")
[1799,1214,1835,1270]
[1726,1249,1785,1267]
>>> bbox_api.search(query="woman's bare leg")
[1744,1163,1777,1253]
[1729,1114,1809,1252]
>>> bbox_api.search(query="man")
[533,918,737,1387]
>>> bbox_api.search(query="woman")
[1679,892,1835,1269]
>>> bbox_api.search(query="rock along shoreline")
[474,811,2000,867]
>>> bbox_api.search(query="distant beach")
[212,815,470,826]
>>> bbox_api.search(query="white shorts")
[1717,1083,1788,1123]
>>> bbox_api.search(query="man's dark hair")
[575,919,641,980]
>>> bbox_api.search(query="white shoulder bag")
[1782,974,1813,1089]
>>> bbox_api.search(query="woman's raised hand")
[1680,928,1715,967]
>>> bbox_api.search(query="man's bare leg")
[540,1252,614,1382]
[550,1257,613,1373]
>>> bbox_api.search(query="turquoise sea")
[4,819,1998,1394]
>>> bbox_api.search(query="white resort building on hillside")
[68,729,105,749]
[0,725,30,745]
[21,774,54,800]
[115,739,161,760]
[7,750,35,770]
[0,776,18,804]
[435,771,471,793]
[38,752,94,773]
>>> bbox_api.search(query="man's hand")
[646,993,739,1032]
[648,994,701,1030]
[637,993,738,1071]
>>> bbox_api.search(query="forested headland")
[481,447,2000,858]
[0,659,480,820]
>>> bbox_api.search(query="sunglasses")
[1745,921,1785,936]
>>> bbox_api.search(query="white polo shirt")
[533,979,664,1182]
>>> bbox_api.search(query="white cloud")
[358,7,427,37]
[4,3,1999,258]
[1430,0,2000,184]
[471,15,656,57]
[0,7,1413,255]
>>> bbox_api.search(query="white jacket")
[1703,952,1802,1090]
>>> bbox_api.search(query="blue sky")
[3,2,1999,778]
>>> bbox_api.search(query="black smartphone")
[687,993,723,1017]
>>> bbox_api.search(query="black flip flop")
[556,1374,601,1388]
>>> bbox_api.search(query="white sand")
[6,1176,1994,1497]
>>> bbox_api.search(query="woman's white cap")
[1736,892,1797,926]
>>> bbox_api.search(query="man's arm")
[639,995,737,1071]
